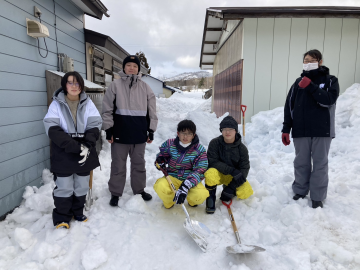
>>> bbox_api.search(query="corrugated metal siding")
[0,0,86,218]
[240,17,360,122]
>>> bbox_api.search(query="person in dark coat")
[282,49,339,209]
[204,116,253,214]
[43,71,102,228]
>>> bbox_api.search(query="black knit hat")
[219,116,238,132]
[123,55,141,74]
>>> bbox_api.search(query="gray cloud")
[86,0,360,77]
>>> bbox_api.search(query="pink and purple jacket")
[155,135,208,187]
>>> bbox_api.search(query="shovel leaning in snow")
[241,105,247,145]
[156,162,211,252]
[222,199,265,253]
[85,170,94,211]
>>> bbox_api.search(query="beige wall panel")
[355,20,360,84]
[241,18,258,122]
[270,18,291,110]
[307,18,326,52]
[287,18,309,93]
[338,19,359,93]
[253,18,275,116]
[323,18,342,77]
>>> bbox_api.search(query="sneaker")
[74,215,88,222]
[109,195,119,206]
[56,222,70,229]
[141,191,152,201]
[205,184,216,214]
[293,194,306,200]
[312,200,323,209]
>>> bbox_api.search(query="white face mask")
[303,62,319,71]
[179,141,191,148]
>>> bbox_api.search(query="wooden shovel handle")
[227,207,239,234]
[165,175,176,194]
[89,170,93,189]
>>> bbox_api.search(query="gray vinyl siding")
[0,0,86,218]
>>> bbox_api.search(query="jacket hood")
[174,134,200,152]
[53,87,88,104]
[119,71,143,80]
[219,133,242,147]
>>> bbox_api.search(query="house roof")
[84,29,149,73]
[142,74,164,83]
[70,0,109,19]
[164,85,182,93]
[199,6,360,69]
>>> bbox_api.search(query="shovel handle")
[156,162,177,193]
[222,200,241,244]
[241,105,247,117]
[89,170,93,189]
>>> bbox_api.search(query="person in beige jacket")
[102,55,158,206]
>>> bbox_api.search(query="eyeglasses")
[303,60,318,64]
[179,131,194,137]
[222,128,235,133]
[67,82,80,87]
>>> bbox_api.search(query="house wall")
[141,76,164,97]
[162,88,173,98]
[0,0,86,218]
[240,17,360,123]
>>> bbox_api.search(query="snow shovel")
[156,162,211,252]
[222,199,265,253]
[85,170,94,211]
[241,105,247,145]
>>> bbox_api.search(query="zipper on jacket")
[58,99,79,136]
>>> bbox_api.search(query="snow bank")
[1,84,360,270]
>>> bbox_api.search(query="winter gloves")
[148,131,154,141]
[282,133,290,146]
[173,179,192,204]
[298,76,311,88]
[79,144,90,166]
[220,169,246,202]
[105,128,113,141]
[155,156,166,170]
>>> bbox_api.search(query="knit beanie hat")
[123,55,141,74]
[219,116,238,132]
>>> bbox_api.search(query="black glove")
[220,169,246,201]
[230,169,246,187]
[148,131,154,141]
[155,156,166,170]
[173,179,192,204]
[105,128,113,140]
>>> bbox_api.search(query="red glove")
[282,133,290,146]
[298,76,311,88]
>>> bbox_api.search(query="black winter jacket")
[43,88,102,174]
[207,133,250,178]
[282,66,339,138]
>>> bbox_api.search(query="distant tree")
[135,51,151,74]
[198,77,205,89]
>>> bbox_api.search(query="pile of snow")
[1,84,360,270]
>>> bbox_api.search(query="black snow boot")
[293,194,306,200]
[312,200,323,209]
[141,191,152,201]
[74,215,88,222]
[205,184,217,214]
[109,195,119,206]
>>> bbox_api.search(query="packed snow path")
[1,88,360,270]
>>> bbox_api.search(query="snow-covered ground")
[1,85,360,270]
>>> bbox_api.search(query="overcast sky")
[85,0,360,78]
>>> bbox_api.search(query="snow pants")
[52,172,90,225]
[108,142,146,196]
[292,137,332,201]
[153,176,209,208]
[204,168,253,199]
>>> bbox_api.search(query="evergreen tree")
[136,51,151,74]
[198,77,205,89]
